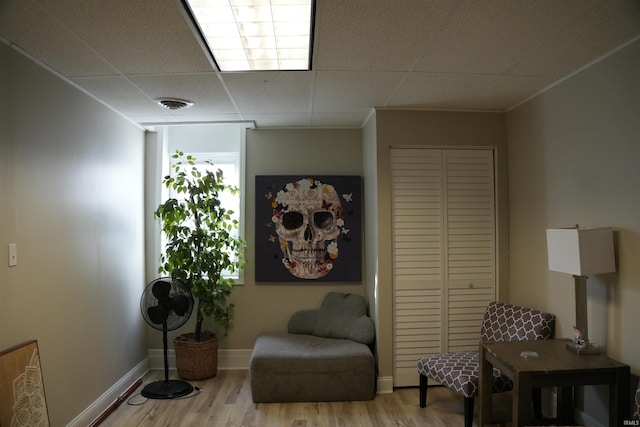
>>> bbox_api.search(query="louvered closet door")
[391,148,496,387]
[391,149,444,386]
[444,149,496,352]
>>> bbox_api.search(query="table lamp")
[546,226,615,355]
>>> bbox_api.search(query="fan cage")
[141,278,193,332]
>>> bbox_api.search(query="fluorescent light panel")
[185,0,313,71]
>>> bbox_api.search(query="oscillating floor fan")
[140,277,194,399]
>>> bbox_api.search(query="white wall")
[362,112,379,349]
[507,38,640,423]
[0,43,146,426]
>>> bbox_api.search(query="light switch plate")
[8,244,17,267]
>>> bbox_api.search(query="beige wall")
[507,39,640,373]
[220,128,365,349]
[150,127,366,349]
[0,43,146,426]
[371,110,509,383]
[147,127,367,353]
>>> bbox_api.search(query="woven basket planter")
[174,331,218,380]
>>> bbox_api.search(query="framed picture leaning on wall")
[0,339,50,427]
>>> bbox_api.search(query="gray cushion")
[288,292,375,345]
[288,309,318,334]
[347,315,375,345]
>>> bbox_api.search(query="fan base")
[141,379,193,399]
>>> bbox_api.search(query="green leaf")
[157,150,245,339]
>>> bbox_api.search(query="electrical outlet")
[8,244,17,267]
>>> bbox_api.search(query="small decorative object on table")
[568,325,602,355]
[520,351,539,359]
[573,326,585,346]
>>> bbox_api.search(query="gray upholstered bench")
[250,292,376,403]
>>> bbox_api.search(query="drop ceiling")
[1,0,639,128]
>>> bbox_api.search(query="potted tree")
[155,150,246,380]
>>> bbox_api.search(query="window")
[155,124,247,283]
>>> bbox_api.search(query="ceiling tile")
[415,0,597,74]
[221,71,312,113]
[71,76,165,117]
[1,0,638,127]
[389,72,496,109]
[128,73,237,114]
[314,0,455,71]
[313,71,404,112]
[0,0,117,77]
[467,75,559,110]
[37,0,214,74]
[509,0,640,77]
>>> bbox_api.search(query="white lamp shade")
[546,227,616,275]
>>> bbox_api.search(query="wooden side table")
[479,339,630,427]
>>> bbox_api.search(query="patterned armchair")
[417,301,555,427]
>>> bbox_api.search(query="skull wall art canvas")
[255,175,362,282]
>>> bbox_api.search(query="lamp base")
[566,341,603,355]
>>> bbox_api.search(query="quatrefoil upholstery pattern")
[417,301,555,427]
[480,301,555,342]
[417,351,512,398]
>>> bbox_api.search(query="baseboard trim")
[377,376,394,394]
[148,348,253,370]
[66,358,149,427]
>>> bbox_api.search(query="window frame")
[155,125,247,285]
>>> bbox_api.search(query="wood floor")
[99,370,514,427]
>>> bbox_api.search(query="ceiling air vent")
[155,98,194,111]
